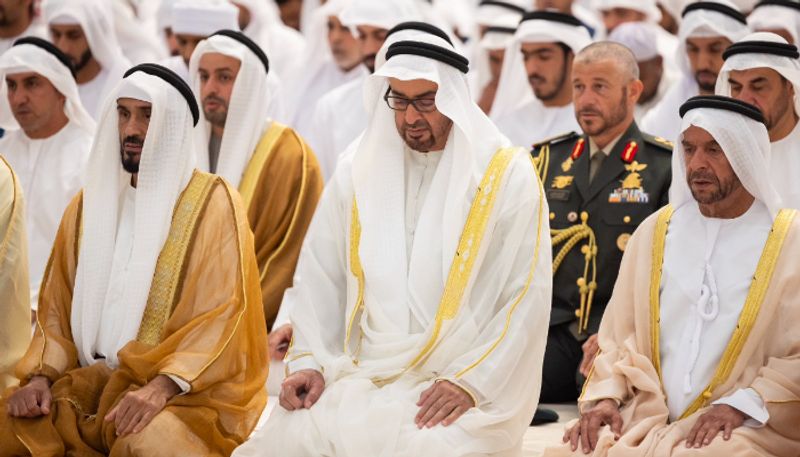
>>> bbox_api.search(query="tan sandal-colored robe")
[545,205,800,457]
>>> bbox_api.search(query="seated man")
[0,64,268,456]
[545,95,800,456]
[0,157,30,390]
[233,32,552,456]
[189,30,323,332]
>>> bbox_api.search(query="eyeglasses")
[383,89,438,113]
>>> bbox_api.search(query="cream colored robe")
[0,172,268,457]
[545,205,800,457]
[0,156,30,390]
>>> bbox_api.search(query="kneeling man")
[0,64,268,456]
[234,33,552,456]
[546,95,800,456]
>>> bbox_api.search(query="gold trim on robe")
[649,205,796,420]
[347,147,519,386]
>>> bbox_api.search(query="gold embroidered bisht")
[0,156,30,390]
[544,206,800,457]
[0,172,268,456]
[239,122,323,329]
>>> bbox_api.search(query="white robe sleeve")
[712,388,770,427]
[284,165,350,374]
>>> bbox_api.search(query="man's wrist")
[29,375,51,388]
[149,374,182,399]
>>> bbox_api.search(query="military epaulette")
[531,131,580,150]
[643,134,675,152]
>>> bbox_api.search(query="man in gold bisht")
[546,96,800,457]
[0,156,30,390]
[188,30,323,334]
[0,63,268,456]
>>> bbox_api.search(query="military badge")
[552,175,574,189]
[609,161,650,203]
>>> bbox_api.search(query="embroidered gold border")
[649,206,796,419]
[454,154,545,379]
[238,122,287,207]
[343,199,365,359]
[136,172,216,345]
[649,205,674,383]
[353,147,518,386]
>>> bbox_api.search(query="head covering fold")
[716,32,800,116]
[672,95,782,217]
[490,12,592,121]
[71,66,197,368]
[748,0,800,45]
[0,42,95,134]
[189,32,272,187]
[353,31,511,327]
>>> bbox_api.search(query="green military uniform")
[533,121,672,402]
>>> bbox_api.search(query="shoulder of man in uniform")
[639,132,675,153]
[531,131,581,152]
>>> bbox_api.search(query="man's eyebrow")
[390,90,437,98]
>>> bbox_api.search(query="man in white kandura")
[641,0,749,142]
[490,11,592,147]
[0,37,94,317]
[42,0,130,119]
[545,95,800,456]
[716,32,800,208]
[233,32,552,457]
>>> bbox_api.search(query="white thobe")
[494,100,580,148]
[0,21,46,55]
[0,123,91,310]
[290,63,366,145]
[235,145,551,456]
[635,70,677,123]
[307,75,368,180]
[767,120,800,209]
[92,185,189,391]
[641,75,699,142]
[78,67,111,120]
[95,185,136,361]
[660,201,771,425]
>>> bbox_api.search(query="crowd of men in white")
[0,0,799,456]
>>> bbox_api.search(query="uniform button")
[549,212,555,220]
[567,211,578,222]
[575,309,582,318]
[623,216,631,224]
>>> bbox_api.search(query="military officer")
[533,42,672,403]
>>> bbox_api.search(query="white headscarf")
[490,13,592,121]
[42,0,131,79]
[285,0,360,124]
[608,21,660,61]
[0,42,95,134]
[475,0,528,27]
[676,0,750,74]
[671,99,782,217]
[71,69,197,368]
[111,0,166,63]
[170,0,240,36]
[339,0,422,32]
[593,0,662,22]
[189,33,271,187]
[716,32,800,115]
[353,32,512,327]
[747,1,800,46]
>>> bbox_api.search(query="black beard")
[120,135,144,173]
[73,49,93,73]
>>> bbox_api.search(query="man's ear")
[629,79,644,105]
